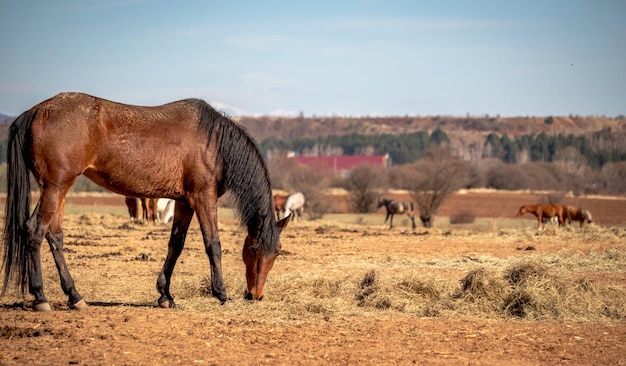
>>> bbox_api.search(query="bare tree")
[405,147,470,227]
[343,164,388,213]
[601,161,626,196]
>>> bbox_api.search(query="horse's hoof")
[70,299,89,310]
[33,302,51,312]
[158,300,175,308]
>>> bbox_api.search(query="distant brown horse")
[2,92,291,312]
[565,205,593,227]
[517,204,566,229]
[273,194,289,219]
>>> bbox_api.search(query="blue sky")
[1,0,624,117]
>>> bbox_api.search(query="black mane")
[187,99,278,255]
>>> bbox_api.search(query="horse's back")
[26,92,213,198]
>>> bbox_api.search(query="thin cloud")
[69,0,152,11]
[326,16,522,31]
[239,72,303,88]
[224,34,288,50]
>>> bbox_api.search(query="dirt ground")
[1,191,625,365]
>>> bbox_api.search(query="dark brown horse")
[2,92,290,312]
[377,198,417,229]
[565,205,593,227]
[517,204,566,229]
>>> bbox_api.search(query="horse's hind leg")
[156,201,194,308]
[27,187,84,311]
[24,201,49,311]
[45,196,86,309]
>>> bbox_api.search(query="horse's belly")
[83,159,186,198]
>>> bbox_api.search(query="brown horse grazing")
[517,204,566,229]
[2,92,290,312]
[565,205,593,227]
[377,198,417,229]
[125,197,157,223]
[273,194,289,220]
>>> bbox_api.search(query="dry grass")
[1,208,625,325]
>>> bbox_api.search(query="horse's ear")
[277,213,291,232]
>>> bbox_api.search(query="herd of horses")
[0,92,598,312]
[374,198,593,231]
[517,204,593,230]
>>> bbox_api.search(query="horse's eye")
[249,246,257,254]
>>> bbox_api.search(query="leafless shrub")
[449,210,476,224]
[267,156,333,219]
[405,147,471,227]
[342,164,388,213]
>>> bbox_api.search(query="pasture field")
[1,191,625,365]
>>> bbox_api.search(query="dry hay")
[1,209,625,325]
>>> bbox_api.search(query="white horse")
[283,192,305,222]
[155,198,175,223]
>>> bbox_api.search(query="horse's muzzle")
[242,239,277,302]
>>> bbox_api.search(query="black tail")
[2,109,35,296]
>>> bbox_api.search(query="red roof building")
[293,155,389,176]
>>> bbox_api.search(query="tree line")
[260,127,624,168]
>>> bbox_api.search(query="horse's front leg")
[194,199,229,304]
[156,202,194,308]
[408,214,417,230]
[389,214,395,229]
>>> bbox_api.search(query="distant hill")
[0,113,13,123]
[234,115,625,142]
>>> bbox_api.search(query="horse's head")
[376,197,386,208]
[517,206,527,216]
[242,214,291,301]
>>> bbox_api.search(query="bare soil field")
[1,191,625,365]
